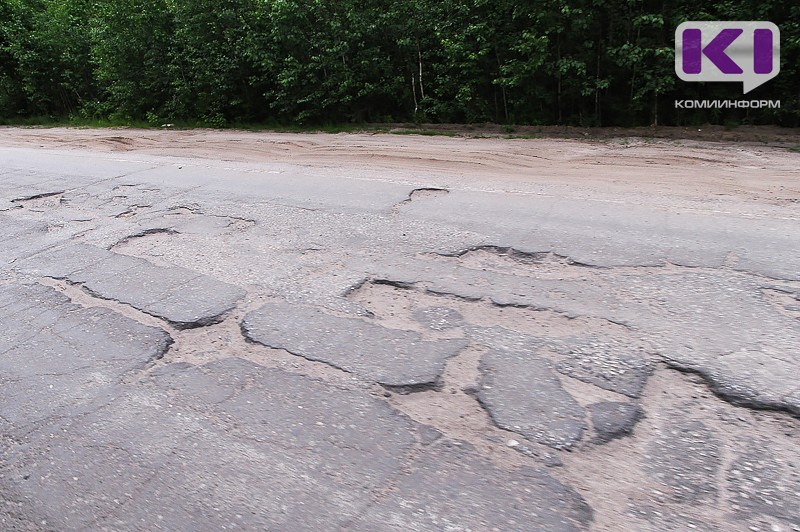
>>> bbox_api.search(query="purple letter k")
[703,28,744,74]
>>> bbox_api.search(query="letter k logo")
[675,21,780,94]
[683,28,744,74]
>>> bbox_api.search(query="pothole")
[39,278,362,390]
[408,187,449,201]
[762,287,800,320]
[162,205,257,231]
[115,205,152,219]
[554,365,800,532]
[385,345,564,469]
[349,278,652,454]
[11,191,64,210]
[442,246,575,265]
[110,228,179,250]
[165,300,363,390]
[393,187,449,212]
[348,279,631,341]
[428,246,604,280]
[39,277,173,332]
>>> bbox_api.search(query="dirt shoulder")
[1,126,798,208]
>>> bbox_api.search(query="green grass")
[229,122,392,134]
[504,133,544,140]
[0,116,554,140]
[787,145,800,153]
[389,128,462,137]
[0,115,400,135]
[0,115,70,127]
[0,115,155,128]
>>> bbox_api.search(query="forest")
[1,0,798,127]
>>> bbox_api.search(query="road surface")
[0,128,798,531]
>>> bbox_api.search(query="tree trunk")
[411,73,418,114]
[417,43,425,100]
[557,34,562,124]
[595,50,600,125]
[653,89,658,126]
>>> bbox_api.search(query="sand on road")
[2,126,799,210]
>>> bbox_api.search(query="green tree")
[0,0,797,126]
[90,0,174,121]
[1,0,94,117]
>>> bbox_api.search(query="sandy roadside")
[1,126,799,210]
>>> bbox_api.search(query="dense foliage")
[1,0,797,126]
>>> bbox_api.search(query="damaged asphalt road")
[0,137,799,531]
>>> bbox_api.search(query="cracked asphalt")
[0,129,799,531]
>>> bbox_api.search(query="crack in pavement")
[14,243,246,329]
[241,300,468,389]
[355,251,800,417]
[663,360,800,418]
[109,228,180,250]
[11,191,65,203]
[437,245,600,269]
